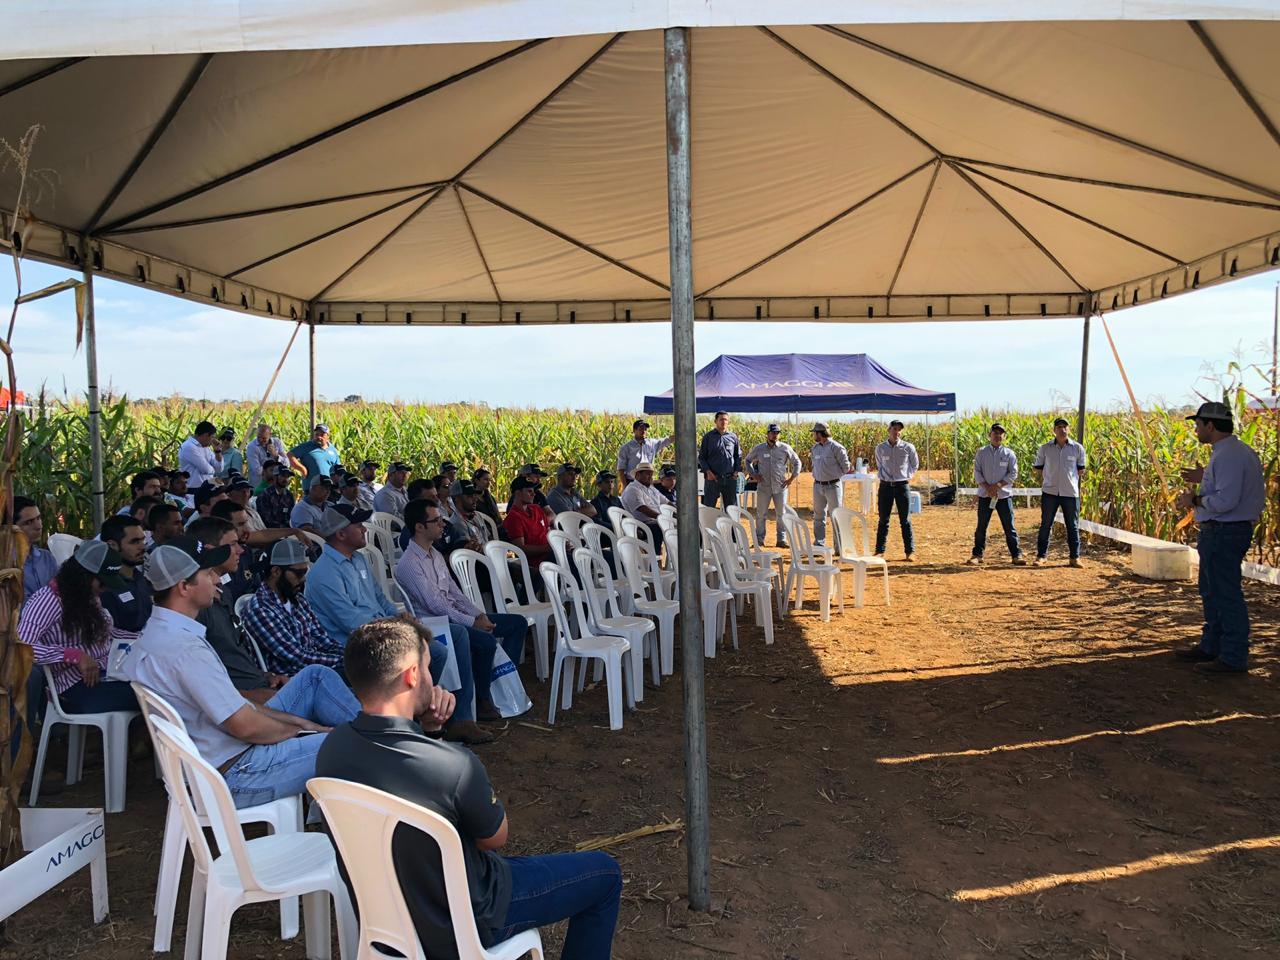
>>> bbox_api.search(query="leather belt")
[218,749,248,774]
[814,479,839,486]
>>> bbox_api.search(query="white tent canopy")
[3,4,1280,327]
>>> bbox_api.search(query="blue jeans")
[1196,521,1254,669]
[701,475,738,508]
[223,664,359,808]
[875,481,914,554]
[974,497,1022,558]
[495,852,622,960]
[452,615,526,718]
[1037,494,1080,559]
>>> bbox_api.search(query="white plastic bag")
[418,615,461,693]
[489,645,532,718]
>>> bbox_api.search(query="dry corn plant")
[0,123,85,891]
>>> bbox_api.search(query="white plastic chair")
[29,666,137,813]
[580,523,635,613]
[705,527,774,647]
[697,503,727,534]
[297,529,326,550]
[574,548,655,701]
[360,545,412,614]
[661,527,733,657]
[448,548,494,610]
[149,717,356,960]
[132,684,303,953]
[717,517,785,617]
[365,523,402,569]
[831,506,891,608]
[552,510,593,543]
[540,562,631,731]
[48,532,83,565]
[780,515,844,623]
[658,503,677,520]
[308,778,543,960]
[474,511,500,543]
[615,536,678,677]
[547,530,578,583]
[368,511,403,533]
[606,505,628,539]
[727,505,784,582]
[483,540,552,681]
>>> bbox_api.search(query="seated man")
[545,463,598,518]
[98,515,153,632]
[243,539,346,677]
[316,618,621,960]
[397,498,525,744]
[620,461,666,548]
[14,495,57,602]
[148,501,185,550]
[516,463,555,521]
[224,475,266,532]
[356,459,381,510]
[502,477,551,564]
[290,473,333,532]
[184,481,227,528]
[373,461,412,518]
[165,469,193,513]
[589,472,623,528]
[337,473,364,511]
[112,539,362,809]
[442,479,490,552]
[119,470,163,514]
[257,463,297,528]
[254,458,281,496]
[396,477,439,552]
[657,466,678,505]
[303,504,447,689]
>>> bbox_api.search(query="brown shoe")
[1011,556,1028,566]
[1193,659,1248,677]
[444,720,497,745]
[965,556,983,566]
[905,553,917,562]
[476,701,504,722]
[1069,558,1084,568]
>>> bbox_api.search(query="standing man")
[967,424,1026,566]
[374,461,412,518]
[546,463,597,518]
[874,420,918,560]
[698,411,743,509]
[1033,417,1088,567]
[809,423,851,549]
[1174,401,1266,676]
[247,423,290,486]
[178,420,221,488]
[616,418,674,486]
[748,424,802,548]
[290,423,340,493]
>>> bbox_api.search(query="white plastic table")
[840,473,876,515]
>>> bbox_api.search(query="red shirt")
[503,504,550,547]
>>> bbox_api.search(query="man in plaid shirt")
[257,464,297,529]
[242,539,344,676]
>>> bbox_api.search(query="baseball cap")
[450,479,478,497]
[1186,401,1232,422]
[516,463,544,477]
[472,467,491,480]
[389,461,412,473]
[510,476,538,492]
[73,540,127,590]
[810,422,829,435]
[440,461,459,473]
[227,477,253,492]
[555,463,580,477]
[360,459,380,470]
[193,482,225,507]
[889,419,905,430]
[661,466,678,478]
[168,469,189,480]
[145,535,231,590]
[632,418,650,429]
[634,460,655,473]
[1053,417,1070,428]
[313,423,330,434]
[218,427,235,440]
[268,538,311,567]
[310,473,334,488]
[595,470,614,485]
[989,423,1006,434]
[766,423,781,433]
[338,473,359,488]
[314,503,372,538]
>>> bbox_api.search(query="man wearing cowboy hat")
[1173,401,1265,676]
[748,424,802,547]
[810,422,851,548]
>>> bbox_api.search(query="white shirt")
[178,436,219,487]
[621,480,666,521]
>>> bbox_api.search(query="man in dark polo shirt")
[317,618,622,960]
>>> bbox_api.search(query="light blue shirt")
[974,444,1018,499]
[290,440,341,492]
[1196,434,1265,524]
[1034,439,1087,498]
[747,441,802,489]
[219,446,245,478]
[23,544,58,602]
[875,440,918,483]
[290,498,327,529]
[616,436,674,478]
[304,543,398,647]
[810,439,851,483]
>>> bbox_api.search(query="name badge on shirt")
[359,569,368,580]
[118,591,133,603]
[219,573,232,585]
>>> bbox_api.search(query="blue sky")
[3,259,1277,415]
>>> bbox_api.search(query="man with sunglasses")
[243,539,345,677]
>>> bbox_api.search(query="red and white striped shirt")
[18,581,136,694]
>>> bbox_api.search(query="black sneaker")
[1173,646,1216,662]
[1193,659,1248,677]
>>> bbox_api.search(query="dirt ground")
[4,488,1279,960]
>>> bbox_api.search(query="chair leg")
[854,566,865,609]
[561,658,576,711]
[153,799,185,951]
[760,590,774,645]
[533,618,550,681]
[819,576,830,623]
[883,567,891,606]
[547,653,563,724]
[605,654,624,731]
[302,890,332,960]
[66,723,85,785]
[183,870,208,960]
[198,891,232,960]
[29,718,55,806]
[104,716,130,814]
[626,639,643,707]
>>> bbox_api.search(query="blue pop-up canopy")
[643,353,955,415]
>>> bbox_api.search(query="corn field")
[5,386,1277,565]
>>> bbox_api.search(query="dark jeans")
[875,481,914,554]
[973,497,1022,558]
[496,852,623,960]
[464,614,527,708]
[1196,521,1254,668]
[1036,494,1080,559]
[701,475,738,509]
[59,678,141,713]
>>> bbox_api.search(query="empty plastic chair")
[308,778,543,960]
[483,541,552,681]
[552,510,593,543]
[615,536,678,677]
[29,666,137,814]
[149,717,356,960]
[448,548,494,610]
[661,527,733,657]
[780,515,843,623]
[831,506,891,608]
[725,505,785,588]
[574,548,655,700]
[716,517,785,620]
[606,505,628,539]
[540,563,631,731]
[704,528,774,646]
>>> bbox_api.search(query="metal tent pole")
[665,24,710,913]
[1077,313,1091,443]
[952,412,959,488]
[80,242,104,530]
[308,320,317,430]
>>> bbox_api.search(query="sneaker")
[1011,556,1028,566]
[905,553,917,562]
[1174,646,1216,663]
[775,541,787,548]
[1069,558,1084,568]
[965,556,983,565]
[873,551,885,559]
[1193,659,1248,677]
[444,720,497,745]
[1032,557,1047,567]
[813,540,826,548]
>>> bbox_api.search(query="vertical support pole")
[1271,281,1277,398]
[1076,313,1091,444]
[80,241,104,530]
[308,321,317,431]
[952,412,959,489]
[665,24,710,913]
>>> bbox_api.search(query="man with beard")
[243,538,345,677]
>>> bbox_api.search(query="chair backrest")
[781,513,819,564]
[358,544,392,596]
[539,562,594,652]
[581,522,617,560]
[233,592,254,620]
[150,716,267,893]
[483,540,535,608]
[783,503,800,521]
[698,504,727,534]
[831,506,872,559]
[547,530,577,575]
[298,529,326,549]
[614,536,650,602]
[474,511,500,543]
[369,511,403,532]
[308,777,489,960]
[573,548,621,624]
[606,506,628,539]
[658,502,677,520]
[48,533,82,565]
[716,517,757,575]
[366,524,401,568]
[657,514,678,539]
[728,505,765,550]
[552,511,591,543]
[448,549,492,609]
[703,527,740,587]
[132,682,219,817]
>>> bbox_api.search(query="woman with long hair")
[19,540,140,713]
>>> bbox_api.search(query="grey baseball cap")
[766,423,782,433]
[811,422,830,435]
[74,540,127,590]
[268,538,311,567]
[315,503,372,539]
[145,536,230,590]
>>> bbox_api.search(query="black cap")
[661,466,678,478]
[310,473,334,488]
[633,419,650,429]
[338,473,359,488]
[193,482,225,507]
[440,461,459,473]
[556,463,580,477]
[511,476,538,492]
[517,463,544,477]
[168,469,190,479]
[889,419,905,430]
[450,479,478,497]
[360,459,381,470]
[218,427,235,440]
[595,470,614,485]
[1186,401,1232,423]
[1053,417,1069,428]
[227,477,253,492]
[388,461,412,473]
[472,467,491,480]
[989,423,1006,434]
